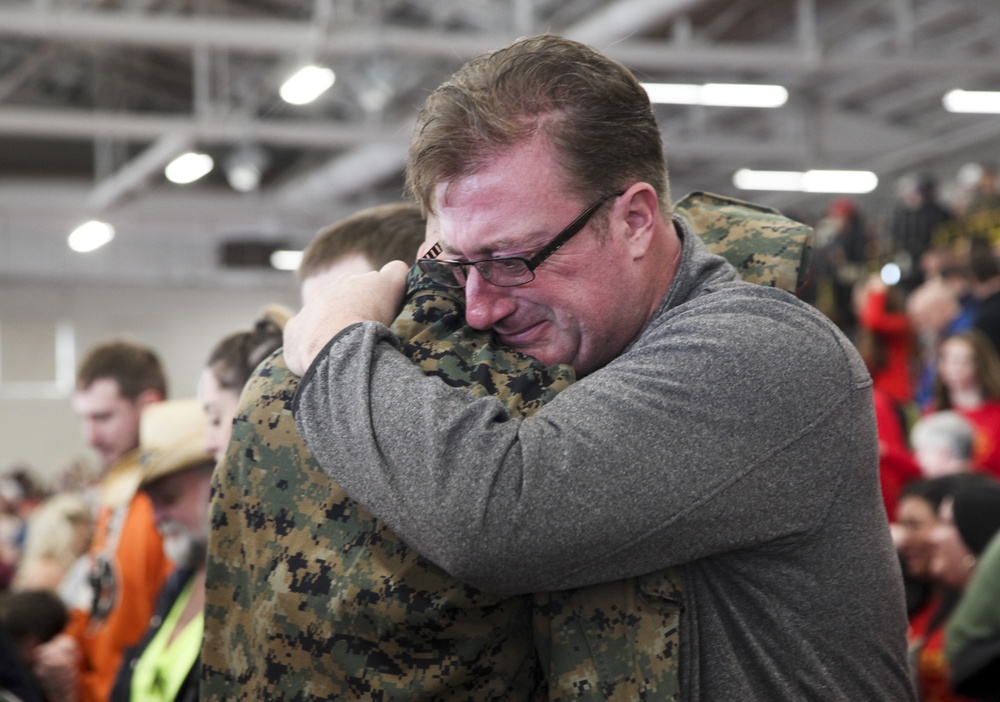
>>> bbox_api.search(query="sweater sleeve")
[293,286,876,595]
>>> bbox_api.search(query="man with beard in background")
[111,399,214,702]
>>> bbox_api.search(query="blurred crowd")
[0,204,423,702]
[809,161,1000,702]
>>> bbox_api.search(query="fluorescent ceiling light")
[642,82,788,108]
[733,169,878,193]
[803,170,878,193]
[732,169,805,191]
[270,249,303,271]
[280,66,335,105]
[165,152,214,184]
[68,220,115,252]
[943,89,1000,114]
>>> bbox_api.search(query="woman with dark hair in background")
[929,476,1000,700]
[945,477,1000,700]
[199,305,292,461]
[930,329,1000,477]
[111,307,290,702]
[901,473,997,702]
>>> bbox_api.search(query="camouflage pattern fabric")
[674,190,813,293]
[532,572,683,701]
[201,348,543,701]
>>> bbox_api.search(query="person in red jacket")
[857,273,917,406]
[856,274,922,520]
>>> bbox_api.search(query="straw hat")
[138,398,214,487]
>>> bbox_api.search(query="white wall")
[0,278,299,484]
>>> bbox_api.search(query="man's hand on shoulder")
[284,260,410,376]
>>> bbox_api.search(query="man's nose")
[463,267,518,331]
[203,430,221,462]
[81,420,99,446]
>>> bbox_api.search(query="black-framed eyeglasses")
[417,191,624,288]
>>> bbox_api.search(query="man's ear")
[620,183,660,258]
[134,388,163,411]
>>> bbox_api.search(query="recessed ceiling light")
[270,249,303,271]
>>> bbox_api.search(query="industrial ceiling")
[2,0,999,286]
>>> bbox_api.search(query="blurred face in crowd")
[906,281,958,336]
[896,495,940,579]
[928,497,976,591]
[144,466,213,568]
[198,369,241,462]
[73,378,147,469]
[914,443,965,478]
[938,337,978,394]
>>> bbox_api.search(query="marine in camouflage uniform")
[201,191,811,701]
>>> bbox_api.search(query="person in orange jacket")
[33,339,174,702]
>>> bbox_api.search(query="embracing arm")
[294,291,875,594]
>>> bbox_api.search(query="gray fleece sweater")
[293,223,916,701]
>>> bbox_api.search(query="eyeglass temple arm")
[422,242,442,260]
[526,191,623,269]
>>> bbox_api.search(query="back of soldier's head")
[76,338,168,400]
[297,203,426,283]
[207,305,292,393]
